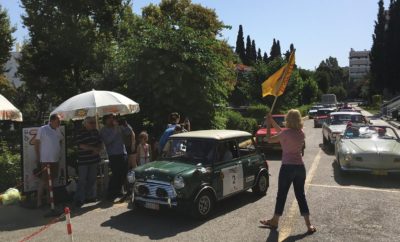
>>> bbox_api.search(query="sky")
[0,0,390,70]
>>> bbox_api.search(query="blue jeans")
[274,165,310,216]
[74,163,98,203]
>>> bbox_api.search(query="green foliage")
[235,25,246,63]
[369,2,387,94]
[384,0,400,95]
[372,94,382,107]
[328,85,347,100]
[302,78,319,104]
[225,110,258,133]
[19,0,128,121]
[119,0,236,135]
[0,139,21,192]
[296,104,312,117]
[245,104,269,123]
[0,5,15,68]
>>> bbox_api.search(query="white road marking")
[308,183,400,194]
[278,149,322,241]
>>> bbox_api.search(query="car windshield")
[163,138,216,165]
[343,126,399,140]
[262,116,285,127]
[330,114,364,125]
[317,109,331,116]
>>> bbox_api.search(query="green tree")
[328,85,347,100]
[235,25,246,63]
[315,71,330,94]
[251,40,257,63]
[269,38,281,60]
[370,0,387,95]
[385,0,400,94]
[301,77,319,104]
[257,48,262,62]
[121,0,236,133]
[245,35,252,65]
[19,0,126,120]
[263,52,269,64]
[0,5,15,69]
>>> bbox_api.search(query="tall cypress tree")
[257,48,262,62]
[245,35,252,65]
[270,38,282,60]
[235,25,246,63]
[385,0,400,94]
[276,40,282,57]
[251,40,257,63]
[370,0,387,94]
[263,52,269,64]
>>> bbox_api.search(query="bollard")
[64,207,74,242]
[46,164,55,211]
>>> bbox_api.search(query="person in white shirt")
[34,114,63,208]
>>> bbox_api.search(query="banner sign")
[22,126,67,192]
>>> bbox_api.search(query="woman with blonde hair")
[260,109,316,234]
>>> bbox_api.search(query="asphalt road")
[1,108,400,242]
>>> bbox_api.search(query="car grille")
[135,180,177,200]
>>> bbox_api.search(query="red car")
[314,108,335,128]
[255,114,305,155]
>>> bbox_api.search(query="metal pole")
[46,165,55,211]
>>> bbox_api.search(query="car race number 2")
[222,164,244,197]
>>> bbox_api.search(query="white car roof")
[170,130,252,140]
[330,111,362,116]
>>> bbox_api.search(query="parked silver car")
[335,125,400,175]
[322,111,368,148]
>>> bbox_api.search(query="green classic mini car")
[128,130,269,219]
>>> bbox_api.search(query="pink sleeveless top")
[278,129,305,165]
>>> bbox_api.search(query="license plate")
[144,202,160,210]
[372,170,388,176]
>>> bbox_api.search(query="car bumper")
[340,166,400,175]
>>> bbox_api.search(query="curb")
[388,120,400,129]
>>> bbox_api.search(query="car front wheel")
[252,171,269,196]
[191,190,215,219]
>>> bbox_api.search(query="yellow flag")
[261,51,295,97]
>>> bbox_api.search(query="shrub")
[0,139,21,192]
[372,95,382,108]
[246,104,269,123]
[225,110,258,133]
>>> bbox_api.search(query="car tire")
[323,135,328,146]
[191,190,215,219]
[252,171,269,196]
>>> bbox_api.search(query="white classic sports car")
[322,111,368,148]
[335,125,400,175]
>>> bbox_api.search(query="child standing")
[137,131,151,166]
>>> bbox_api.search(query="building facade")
[349,48,370,82]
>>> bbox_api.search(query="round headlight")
[344,153,352,162]
[127,170,135,184]
[173,176,185,189]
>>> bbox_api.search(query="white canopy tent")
[0,94,23,122]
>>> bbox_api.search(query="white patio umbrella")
[0,94,23,122]
[50,90,140,121]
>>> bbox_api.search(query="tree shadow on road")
[332,161,400,189]
[100,191,263,240]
